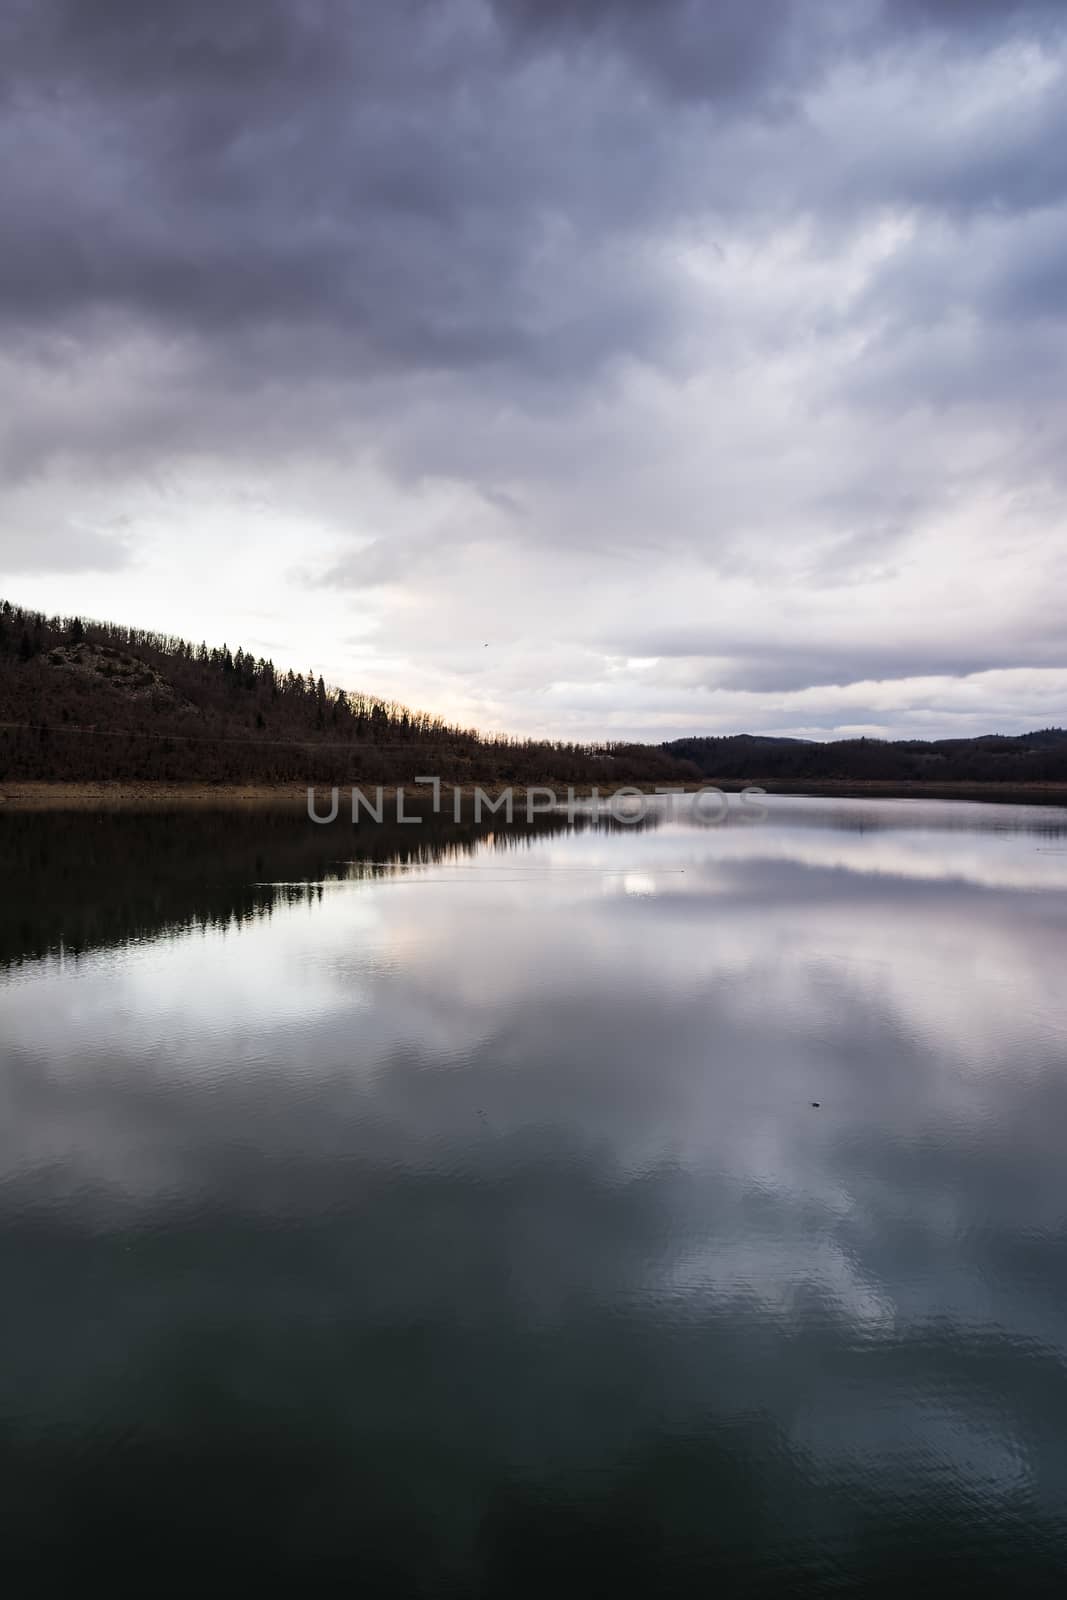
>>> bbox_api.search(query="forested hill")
[0,599,697,786]
[663,731,1067,786]
[2,599,1064,789]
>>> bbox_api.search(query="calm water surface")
[3,795,1067,1594]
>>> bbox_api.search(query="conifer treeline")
[664,729,1067,786]
[5,599,1063,789]
[0,599,698,786]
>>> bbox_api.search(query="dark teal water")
[3,795,1067,1594]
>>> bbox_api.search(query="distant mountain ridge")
[662,729,1067,785]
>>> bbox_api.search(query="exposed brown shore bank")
[3,778,1067,811]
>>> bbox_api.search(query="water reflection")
[2,797,1067,1592]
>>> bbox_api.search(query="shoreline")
[3,778,1067,811]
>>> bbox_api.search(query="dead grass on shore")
[3,778,1067,812]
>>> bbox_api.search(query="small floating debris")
[811,1101,820,1109]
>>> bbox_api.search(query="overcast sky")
[2,0,1066,741]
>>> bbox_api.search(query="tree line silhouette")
[664,730,1067,787]
[0,599,697,786]
[3,599,1064,789]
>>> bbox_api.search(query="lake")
[3,794,1067,1594]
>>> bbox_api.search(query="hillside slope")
[3,599,1064,790]
[0,600,696,787]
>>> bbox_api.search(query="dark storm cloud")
[494,0,1067,105]
[0,0,702,383]
[607,627,1067,695]
[886,0,1066,27]
[3,0,1064,372]
[2,1,1066,733]
[490,0,843,105]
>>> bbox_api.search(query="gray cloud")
[629,645,1067,697]
[0,519,130,576]
[0,0,695,383]
[1,0,1066,736]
